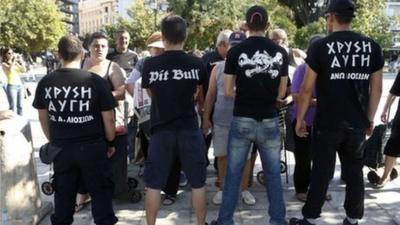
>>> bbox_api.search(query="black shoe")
[210,220,218,225]
[289,218,314,225]
[343,218,358,225]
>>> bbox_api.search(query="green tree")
[103,0,161,50]
[168,0,247,49]
[292,0,393,49]
[0,0,67,52]
[352,0,392,48]
[293,17,326,49]
[277,0,328,27]
[167,0,296,50]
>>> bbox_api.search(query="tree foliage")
[103,0,393,51]
[0,0,67,52]
[103,0,162,51]
[168,0,248,49]
[168,0,296,50]
[352,0,392,48]
[278,0,328,27]
[291,0,393,49]
[293,17,326,49]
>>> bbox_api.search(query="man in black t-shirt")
[107,30,138,75]
[211,5,289,225]
[141,15,207,225]
[290,1,384,225]
[33,36,118,225]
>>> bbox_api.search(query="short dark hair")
[334,13,353,24]
[115,29,129,35]
[161,15,187,45]
[57,35,83,62]
[88,32,109,46]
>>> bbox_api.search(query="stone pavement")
[21,69,400,225]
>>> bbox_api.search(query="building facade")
[57,0,79,35]
[386,0,400,48]
[78,0,135,36]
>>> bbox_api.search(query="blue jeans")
[217,116,286,225]
[7,84,23,115]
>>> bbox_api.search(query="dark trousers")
[110,135,129,196]
[163,157,181,196]
[50,140,117,225]
[292,120,312,194]
[127,120,137,160]
[302,128,365,219]
[139,128,149,159]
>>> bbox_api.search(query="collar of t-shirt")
[163,50,185,55]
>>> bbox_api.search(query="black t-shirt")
[201,49,224,94]
[107,49,138,74]
[33,68,116,144]
[306,31,384,130]
[225,36,289,119]
[390,72,400,127]
[142,50,206,130]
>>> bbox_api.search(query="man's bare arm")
[110,63,126,101]
[144,88,152,98]
[367,69,383,125]
[38,109,50,140]
[278,76,288,100]
[224,74,236,97]
[295,65,317,137]
[102,110,116,141]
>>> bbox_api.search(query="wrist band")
[107,139,115,147]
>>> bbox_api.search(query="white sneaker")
[242,190,256,205]
[212,191,223,205]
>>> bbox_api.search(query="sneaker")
[179,171,188,187]
[343,218,358,225]
[289,218,314,225]
[212,190,223,205]
[241,190,256,205]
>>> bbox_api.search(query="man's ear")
[161,34,168,46]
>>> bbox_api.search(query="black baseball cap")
[229,32,246,46]
[326,0,356,17]
[246,6,268,27]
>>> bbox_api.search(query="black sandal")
[162,194,177,206]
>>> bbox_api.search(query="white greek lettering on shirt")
[330,72,370,80]
[45,86,94,124]
[327,40,373,69]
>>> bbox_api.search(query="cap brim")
[229,41,242,46]
[147,41,164,49]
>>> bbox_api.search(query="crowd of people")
[25,0,400,225]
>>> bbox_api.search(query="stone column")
[0,111,52,225]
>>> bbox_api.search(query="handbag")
[39,143,62,164]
